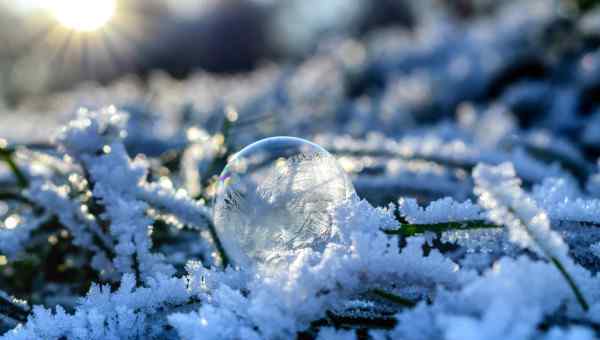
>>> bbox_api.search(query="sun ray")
[51,30,74,67]
[12,0,157,89]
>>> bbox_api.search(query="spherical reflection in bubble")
[214,136,355,268]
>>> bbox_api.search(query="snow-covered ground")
[2,0,600,339]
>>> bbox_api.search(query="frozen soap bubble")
[214,136,355,268]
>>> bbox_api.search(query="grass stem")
[550,257,589,311]
[205,216,230,268]
[370,288,416,308]
[0,149,28,188]
[382,220,498,238]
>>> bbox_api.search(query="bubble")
[214,136,355,268]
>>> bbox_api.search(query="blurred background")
[1,0,419,104]
[2,0,600,154]
[2,0,583,105]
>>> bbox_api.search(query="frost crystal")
[55,107,175,281]
[398,197,483,224]
[473,162,568,260]
[1,274,189,340]
[532,177,600,224]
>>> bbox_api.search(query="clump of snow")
[168,197,468,339]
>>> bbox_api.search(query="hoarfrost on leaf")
[398,197,483,224]
[473,162,568,261]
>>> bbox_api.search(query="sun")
[50,0,117,32]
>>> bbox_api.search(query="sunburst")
[15,0,158,87]
[50,0,117,32]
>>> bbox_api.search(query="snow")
[2,0,600,338]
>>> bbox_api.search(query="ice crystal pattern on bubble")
[214,137,355,267]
